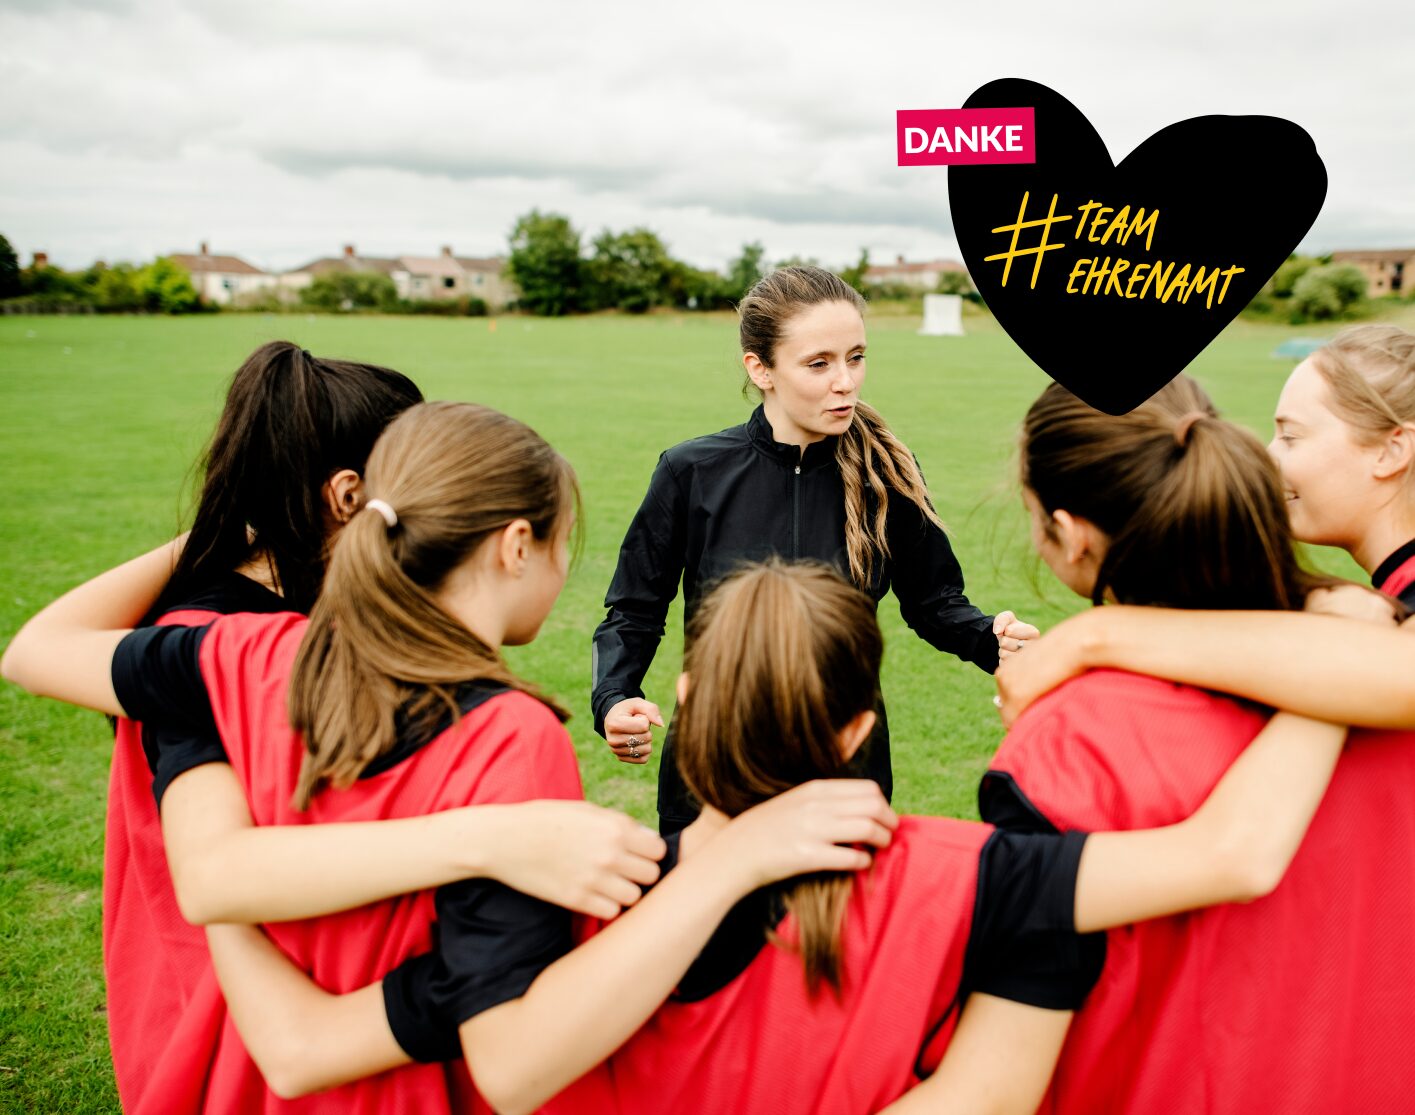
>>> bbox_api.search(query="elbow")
[1217,838,1289,904]
[261,1049,328,1101]
[1,631,34,690]
[465,1045,541,1115]
[170,864,226,926]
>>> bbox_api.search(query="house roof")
[288,256,400,276]
[397,256,465,278]
[455,256,505,274]
[169,253,266,276]
[1331,249,1415,263]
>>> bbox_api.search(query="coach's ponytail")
[1021,377,1324,610]
[156,341,422,617]
[738,267,945,588]
[287,402,578,809]
[674,560,883,997]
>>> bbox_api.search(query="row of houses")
[166,243,516,310]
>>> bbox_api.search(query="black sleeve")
[112,625,231,806]
[962,829,1105,1010]
[382,835,686,1062]
[112,624,216,729]
[978,770,1055,834]
[885,481,1000,675]
[590,452,690,735]
[431,879,573,1026]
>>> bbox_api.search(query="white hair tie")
[365,499,398,528]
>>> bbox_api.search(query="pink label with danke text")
[897,108,1035,166]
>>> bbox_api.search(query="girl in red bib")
[190,559,1350,1114]
[982,375,1415,1114]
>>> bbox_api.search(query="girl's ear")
[743,352,773,393]
[675,671,690,706]
[1372,424,1415,481]
[323,470,364,524]
[1052,509,1099,566]
[494,519,534,575]
[838,709,877,761]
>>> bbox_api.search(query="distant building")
[283,244,514,310]
[1330,249,1415,298]
[864,255,968,291]
[168,243,271,305]
[282,244,400,295]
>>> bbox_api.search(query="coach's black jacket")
[591,405,1000,829]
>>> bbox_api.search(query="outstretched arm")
[997,605,1415,729]
[1,538,184,713]
[1074,710,1346,933]
[161,764,665,925]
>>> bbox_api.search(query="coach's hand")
[604,697,664,765]
[993,610,1041,661]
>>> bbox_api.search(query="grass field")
[2,305,1408,1112]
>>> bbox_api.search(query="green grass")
[3,305,1409,1111]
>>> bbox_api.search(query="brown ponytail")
[287,402,579,809]
[738,266,945,587]
[1021,376,1329,610]
[674,559,883,996]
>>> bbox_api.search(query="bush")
[936,270,982,305]
[397,295,488,317]
[299,271,398,313]
[1289,264,1368,323]
[0,234,19,299]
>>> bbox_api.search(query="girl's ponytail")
[287,402,577,809]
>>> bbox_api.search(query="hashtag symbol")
[983,192,1072,289]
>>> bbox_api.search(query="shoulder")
[200,611,308,678]
[1007,668,1249,740]
[866,816,992,892]
[435,689,582,803]
[659,421,753,472]
[162,572,288,621]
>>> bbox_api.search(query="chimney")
[441,245,454,258]
[896,254,905,265]
[343,244,356,259]
[200,240,209,256]
[33,251,48,268]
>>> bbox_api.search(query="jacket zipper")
[792,463,801,557]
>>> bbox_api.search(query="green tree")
[936,269,982,305]
[136,257,201,314]
[91,263,144,312]
[725,242,766,300]
[506,210,585,315]
[1271,254,1320,299]
[1289,264,1368,323]
[585,227,675,313]
[0,234,19,299]
[839,248,871,294]
[299,270,398,313]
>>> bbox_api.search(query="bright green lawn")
[2,306,1407,1112]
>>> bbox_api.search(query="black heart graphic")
[948,79,1327,414]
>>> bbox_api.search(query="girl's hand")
[482,801,666,920]
[707,780,898,890]
[995,612,1095,728]
[603,697,664,765]
[1304,583,1401,625]
[993,610,1041,661]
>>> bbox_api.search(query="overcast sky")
[2,0,1411,273]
